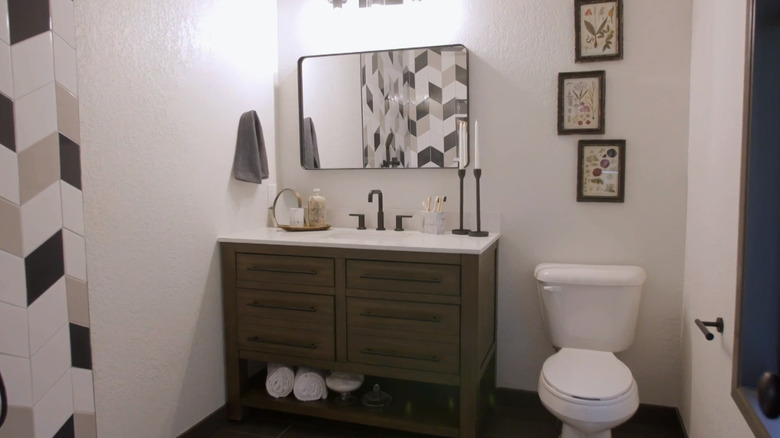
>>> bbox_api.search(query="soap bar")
[307,189,326,227]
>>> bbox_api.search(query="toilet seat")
[538,349,640,432]
[541,348,633,402]
[538,374,639,435]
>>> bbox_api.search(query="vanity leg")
[226,358,247,421]
[460,254,480,438]
[222,244,245,421]
[460,383,479,438]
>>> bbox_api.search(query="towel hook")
[695,318,724,341]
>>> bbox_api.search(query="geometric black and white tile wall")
[0,0,95,437]
[361,50,407,168]
[361,47,468,168]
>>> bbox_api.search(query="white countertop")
[218,227,499,254]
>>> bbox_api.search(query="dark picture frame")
[575,0,623,63]
[577,139,625,202]
[558,70,606,135]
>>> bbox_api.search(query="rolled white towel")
[265,363,294,398]
[293,367,328,401]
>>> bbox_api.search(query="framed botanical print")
[558,70,605,135]
[575,0,623,62]
[577,139,625,202]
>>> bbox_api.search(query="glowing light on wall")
[329,0,424,8]
[195,0,277,78]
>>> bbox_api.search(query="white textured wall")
[681,0,754,435]
[278,0,691,406]
[75,1,278,436]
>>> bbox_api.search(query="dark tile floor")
[208,401,687,438]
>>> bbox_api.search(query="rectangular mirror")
[298,44,469,169]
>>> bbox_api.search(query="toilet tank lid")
[534,263,646,286]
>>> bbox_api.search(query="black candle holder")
[451,168,470,235]
[469,168,489,237]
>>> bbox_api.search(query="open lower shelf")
[240,372,461,437]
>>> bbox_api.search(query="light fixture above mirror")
[360,0,403,6]
[328,0,421,8]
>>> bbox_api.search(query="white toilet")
[534,263,646,438]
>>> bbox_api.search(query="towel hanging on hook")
[301,117,320,169]
[233,110,269,183]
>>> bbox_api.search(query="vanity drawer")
[238,290,334,329]
[239,323,334,360]
[237,254,334,287]
[347,298,459,336]
[346,260,460,296]
[347,335,459,374]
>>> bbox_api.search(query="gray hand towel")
[301,117,320,169]
[233,110,269,183]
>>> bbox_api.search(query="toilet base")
[561,424,610,438]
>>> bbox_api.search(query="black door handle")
[758,372,780,419]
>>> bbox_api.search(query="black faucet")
[381,134,400,168]
[368,189,385,231]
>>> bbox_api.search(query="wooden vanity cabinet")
[220,241,498,438]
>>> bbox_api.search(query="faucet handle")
[349,213,366,230]
[394,215,413,232]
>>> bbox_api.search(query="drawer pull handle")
[360,311,440,323]
[247,302,317,313]
[247,266,318,276]
[247,337,317,350]
[359,348,440,362]
[359,274,441,284]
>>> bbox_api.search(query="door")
[733,0,780,435]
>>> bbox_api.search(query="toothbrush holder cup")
[420,211,446,234]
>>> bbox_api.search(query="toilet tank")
[534,263,646,352]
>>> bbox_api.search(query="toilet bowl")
[537,348,639,438]
[534,264,646,438]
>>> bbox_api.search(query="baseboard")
[494,387,686,431]
[177,405,226,438]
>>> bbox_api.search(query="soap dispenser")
[307,188,326,227]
